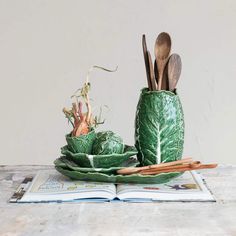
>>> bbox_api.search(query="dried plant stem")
[85,92,92,124]
[64,65,117,137]
[85,65,118,84]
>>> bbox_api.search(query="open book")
[10,170,215,203]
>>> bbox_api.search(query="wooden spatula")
[142,35,152,90]
[147,50,157,90]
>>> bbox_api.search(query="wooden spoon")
[154,60,169,90]
[167,53,182,91]
[142,35,152,90]
[154,32,171,90]
[147,50,157,90]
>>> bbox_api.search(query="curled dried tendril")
[63,65,117,137]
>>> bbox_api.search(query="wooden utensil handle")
[144,158,193,170]
[140,161,201,173]
[139,163,218,175]
[157,58,168,90]
[117,158,193,175]
[140,167,190,175]
[158,69,164,90]
[136,158,193,172]
[147,51,157,90]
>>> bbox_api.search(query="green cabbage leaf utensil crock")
[135,88,184,166]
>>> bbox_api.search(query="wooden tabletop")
[0,165,235,236]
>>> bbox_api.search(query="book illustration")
[37,175,65,192]
[37,175,103,192]
[166,184,197,190]
[116,171,200,194]
[142,184,197,191]
[29,170,116,194]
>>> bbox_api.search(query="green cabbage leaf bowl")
[61,145,138,168]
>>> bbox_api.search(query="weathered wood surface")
[0,165,235,236]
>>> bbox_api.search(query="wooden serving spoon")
[154,59,169,90]
[167,53,182,91]
[154,32,171,90]
[147,50,157,90]
[142,35,152,90]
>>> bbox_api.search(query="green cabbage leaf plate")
[54,156,139,174]
[55,166,183,184]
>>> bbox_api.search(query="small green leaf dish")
[55,166,183,184]
[66,129,96,154]
[54,156,139,174]
[61,145,138,168]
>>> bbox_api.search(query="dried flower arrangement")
[62,65,117,137]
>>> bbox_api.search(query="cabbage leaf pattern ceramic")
[135,88,184,166]
[61,145,138,168]
[54,156,139,174]
[55,166,183,184]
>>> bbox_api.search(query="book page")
[116,171,214,201]
[29,170,116,194]
[117,171,200,194]
[20,170,116,202]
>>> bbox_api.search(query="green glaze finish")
[55,166,183,184]
[54,156,139,174]
[92,131,124,155]
[61,145,138,168]
[66,130,96,154]
[135,88,184,166]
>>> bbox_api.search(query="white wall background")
[0,0,235,165]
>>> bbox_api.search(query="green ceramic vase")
[135,88,184,166]
[66,129,96,154]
